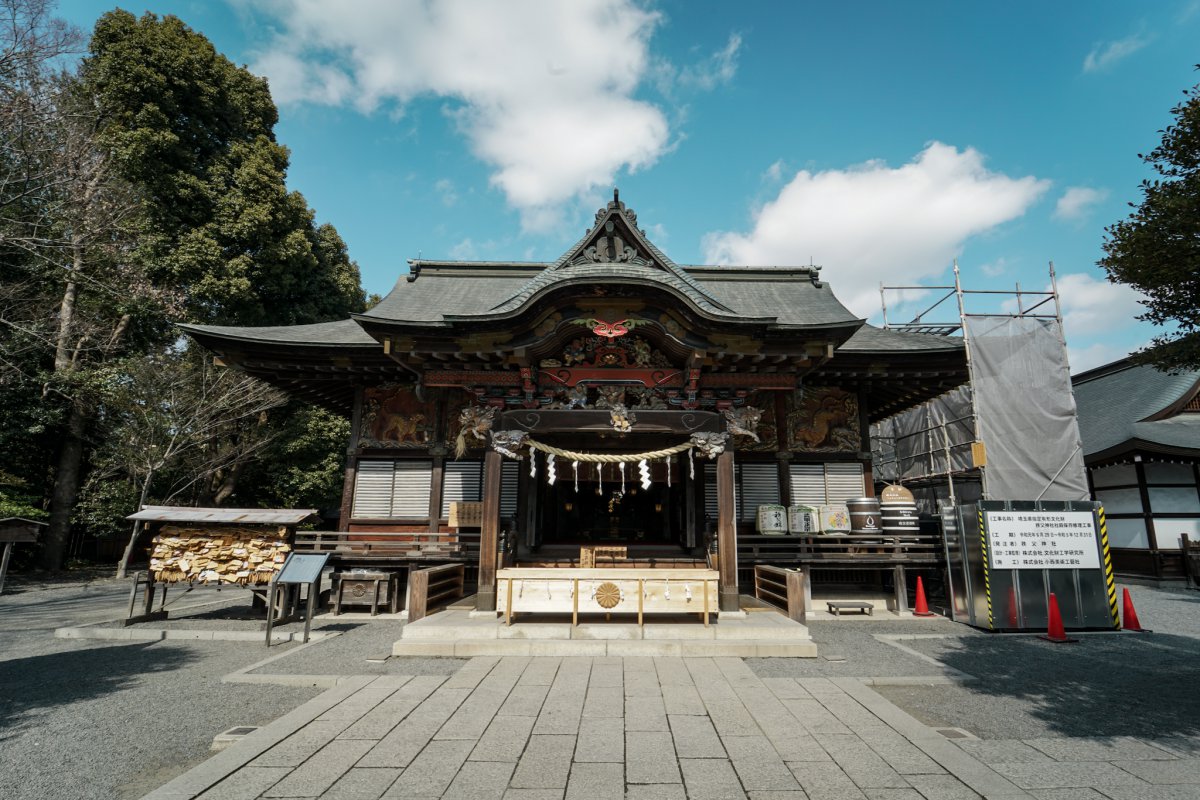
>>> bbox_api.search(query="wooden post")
[893,565,909,614]
[428,455,445,534]
[716,449,739,611]
[786,569,806,623]
[477,449,502,611]
[408,568,430,622]
[0,541,12,595]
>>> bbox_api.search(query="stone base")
[391,598,817,658]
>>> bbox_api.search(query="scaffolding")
[872,262,1089,509]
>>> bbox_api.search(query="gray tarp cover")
[872,385,974,483]
[965,316,1089,500]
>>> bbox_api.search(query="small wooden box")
[448,502,482,528]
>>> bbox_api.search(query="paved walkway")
[141,654,1200,800]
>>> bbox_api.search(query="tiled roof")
[1072,359,1200,457]
[179,318,377,346]
[837,324,965,353]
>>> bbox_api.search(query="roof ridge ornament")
[576,188,651,266]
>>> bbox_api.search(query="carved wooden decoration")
[359,385,438,448]
[786,387,861,452]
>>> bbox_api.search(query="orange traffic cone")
[913,576,935,617]
[1121,587,1151,632]
[1006,585,1019,628]
[1039,592,1078,643]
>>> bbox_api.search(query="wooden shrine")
[182,191,968,615]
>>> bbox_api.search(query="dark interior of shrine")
[528,455,697,555]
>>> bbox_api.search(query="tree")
[82,10,365,327]
[0,0,156,569]
[1100,68,1200,372]
[86,347,285,578]
[1,6,367,570]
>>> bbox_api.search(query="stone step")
[391,637,818,658]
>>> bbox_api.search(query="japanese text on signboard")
[985,511,1100,570]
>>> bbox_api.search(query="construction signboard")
[946,500,1119,632]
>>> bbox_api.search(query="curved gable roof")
[1073,359,1200,458]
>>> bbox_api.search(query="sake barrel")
[756,504,788,535]
[819,503,851,533]
[788,504,820,534]
[846,497,882,534]
[879,484,919,538]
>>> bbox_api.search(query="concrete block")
[510,735,576,789]
[457,639,534,657]
[528,639,607,657]
[391,641,457,657]
[571,623,643,640]
[565,762,623,800]
[499,623,574,639]
[605,640,682,657]
[680,758,746,799]
[626,731,682,785]
[442,761,515,800]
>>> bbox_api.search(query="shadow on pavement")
[929,631,1200,738]
[0,642,195,739]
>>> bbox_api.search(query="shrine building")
[182,192,967,613]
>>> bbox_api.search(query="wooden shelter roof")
[180,192,966,419]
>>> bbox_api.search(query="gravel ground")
[0,636,321,800]
[0,579,461,800]
[865,583,1200,740]
[249,620,466,676]
[747,616,962,677]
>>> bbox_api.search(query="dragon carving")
[455,405,497,458]
[609,404,636,433]
[490,430,529,459]
[723,406,763,443]
[689,432,729,459]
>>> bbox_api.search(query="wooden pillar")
[716,449,739,611]
[428,455,445,534]
[476,449,502,611]
[337,387,365,531]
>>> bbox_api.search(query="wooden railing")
[294,530,479,565]
[753,565,806,622]
[407,564,466,622]
[738,531,942,566]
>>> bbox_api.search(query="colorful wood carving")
[359,385,438,448]
[786,387,861,452]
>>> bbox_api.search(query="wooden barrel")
[756,504,788,535]
[846,497,882,534]
[880,484,919,537]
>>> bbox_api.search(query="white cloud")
[449,238,477,260]
[651,33,742,96]
[1083,33,1151,73]
[435,178,459,208]
[248,0,672,231]
[1054,186,1109,221]
[680,33,742,90]
[1053,272,1147,337]
[703,142,1051,316]
[979,257,1009,278]
[1069,341,1137,374]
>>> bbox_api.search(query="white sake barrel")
[756,504,788,535]
[788,505,820,534]
[819,504,851,533]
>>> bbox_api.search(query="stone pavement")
[143,655,1200,800]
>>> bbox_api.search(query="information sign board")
[985,511,1100,570]
[276,553,329,584]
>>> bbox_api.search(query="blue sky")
[57,0,1200,371]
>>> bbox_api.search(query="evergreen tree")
[1101,69,1200,372]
